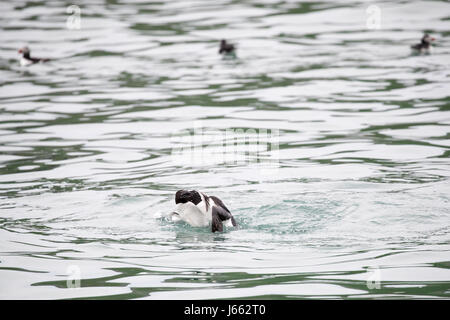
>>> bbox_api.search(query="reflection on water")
[0,0,449,299]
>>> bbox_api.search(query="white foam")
[169,202,209,227]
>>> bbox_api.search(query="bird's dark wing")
[210,196,230,213]
[219,44,235,54]
[28,57,41,63]
[30,57,50,63]
[211,205,237,232]
[212,207,223,233]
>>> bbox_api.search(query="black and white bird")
[218,39,236,55]
[18,46,50,66]
[169,190,237,232]
[411,34,435,54]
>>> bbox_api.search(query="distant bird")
[411,34,435,54]
[219,39,236,55]
[18,47,50,66]
[168,189,237,232]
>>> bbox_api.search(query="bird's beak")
[431,37,436,41]
[18,49,22,53]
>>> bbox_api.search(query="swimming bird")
[18,47,50,66]
[219,39,236,55]
[169,190,237,232]
[411,34,435,54]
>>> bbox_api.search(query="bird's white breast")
[20,58,33,66]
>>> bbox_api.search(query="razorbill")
[219,39,236,55]
[411,34,435,54]
[169,190,237,232]
[18,47,50,66]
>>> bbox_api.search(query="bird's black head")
[220,39,229,49]
[175,190,202,205]
[422,34,435,44]
[18,46,30,56]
